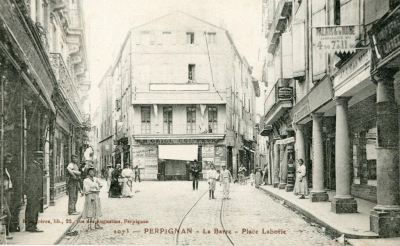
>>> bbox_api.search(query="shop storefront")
[132,137,226,181]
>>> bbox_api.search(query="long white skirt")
[121,178,133,197]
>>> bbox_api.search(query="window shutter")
[312,0,327,79]
[282,32,293,78]
[267,62,275,87]
[292,21,305,78]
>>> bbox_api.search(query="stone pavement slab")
[259,185,378,239]
[8,189,84,245]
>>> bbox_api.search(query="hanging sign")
[313,26,357,53]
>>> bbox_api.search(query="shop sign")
[333,50,370,89]
[293,99,310,123]
[369,6,400,65]
[132,146,158,179]
[214,146,226,167]
[135,138,220,145]
[276,137,295,145]
[278,87,293,100]
[313,26,356,52]
[202,145,215,158]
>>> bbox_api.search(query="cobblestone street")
[59,180,341,245]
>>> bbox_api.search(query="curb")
[54,214,83,245]
[259,186,379,240]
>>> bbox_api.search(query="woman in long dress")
[121,163,134,198]
[294,159,309,199]
[82,167,103,231]
[109,164,122,198]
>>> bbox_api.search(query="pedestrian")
[207,164,218,200]
[82,167,103,231]
[134,165,141,182]
[262,163,269,185]
[109,164,122,198]
[255,168,262,188]
[79,162,87,196]
[24,151,44,232]
[106,164,113,196]
[121,163,134,198]
[220,164,232,199]
[294,159,309,199]
[2,153,13,239]
[238,164,246,185]
[190,161,200,190]
[67,154,82,215]
[249,170,255,186]
[5,153,21,233]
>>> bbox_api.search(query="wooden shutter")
[312,0,327,79]
[282,32,293,78]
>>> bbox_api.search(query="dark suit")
[191,165,200,190]
[24,161,43,231]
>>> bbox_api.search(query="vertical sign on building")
[214,146,226,170]
[202,145,214,178]
[132,145,158,180]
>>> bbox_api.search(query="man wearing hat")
[4,153,21,233]
[24,151,44,232]
[220,164,233,199]
[67,154,81,215]
[134,165,141,183]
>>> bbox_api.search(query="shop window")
[163,106,173,134]
[141,107,151,134]
[186,32,195,44]
[187,106,196,134]
[208,106,218,133]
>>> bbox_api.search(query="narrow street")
[60,181,340,245]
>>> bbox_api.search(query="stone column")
[294,124,306,163]
[370,69,400,238]
[331,97,357,213]
[273,142,280,188]
[310,113,329,202]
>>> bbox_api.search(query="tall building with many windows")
[101,11,259,180]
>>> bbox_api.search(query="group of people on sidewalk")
[106,163,141,198]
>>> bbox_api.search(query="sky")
[83,0,266,115]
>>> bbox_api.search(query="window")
[208,106,218,133]
[187,106,196,134]
[188,64,196,82]
[186,32,195,44]
[207,33,216,44]
[163,106,173,134]
[163,32,171,44]
[141,107,151,134]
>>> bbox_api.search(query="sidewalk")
[8,193,84,245]
[259,185,379,239]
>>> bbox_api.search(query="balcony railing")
[49,53,83,118]
[132,124,226,135]
[264,78,293,116]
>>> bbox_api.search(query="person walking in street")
[109,164,122,198]
[5,153,20,234]
[220,164,232,199]
[24,151,44,232]
[134,165,141,182]
[249,170,255,186]
[67,154,81,215]
[106,164,113,196]
[294,159,309,199]
[207,164,218,200]
[121,163,134,198]
[238,164,247,185]
[262,163,269,185]
[82,167,103,231]
[190,161,200,190]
